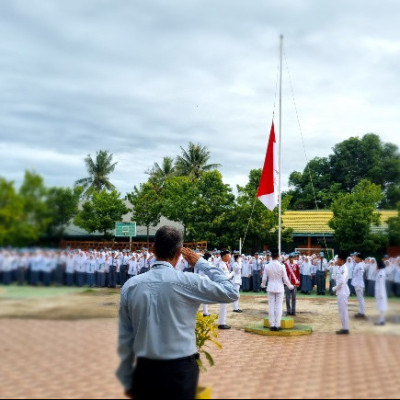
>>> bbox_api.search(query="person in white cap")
[332,253,350,334]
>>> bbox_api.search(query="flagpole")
[278,34,283,256]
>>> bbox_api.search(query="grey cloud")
[1,0,400,196]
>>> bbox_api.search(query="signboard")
[115,222,136,237]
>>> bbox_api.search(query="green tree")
[287,157,341,209]
[387,202,400,246]
[45,186,83,239]
[287,133,400,209]
[18,171,51,244]
[161,176,199,240]
[0,178,25,246]
[75,150,117,197]
[328,179,387,253]
[74,190,129,239]
[145,156,176,191]
[184,170,235,248]
[127,182,162,243]
[329,134,400,207]
[175,142,221,179]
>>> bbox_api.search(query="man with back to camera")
[261,248,294,331]
[116,226,239,399]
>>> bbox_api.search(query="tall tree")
[74,190,129,239]
[45,186,83,239]
[387,202,400,246]
[287,133,400,209]
[18,171,51,244]
[127,182,162,243]
[75,150,117,197]
[287,157,341,209]
[183,170,235,248]
[161,176,199,240]
[328,179,387,254]
[175,142,221,179]
[145,156,176,191]
[0,178,25,246]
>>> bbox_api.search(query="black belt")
[137,353,199,365]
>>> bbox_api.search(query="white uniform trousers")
[232,283,241,310]
[268,291,284,328]
[218,303,228,325]
[202,304,209,315]
[355,286,366,314]
[337,294,349,330]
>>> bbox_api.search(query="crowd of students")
[1,247,399,300]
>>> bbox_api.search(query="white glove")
[332,286,336,292]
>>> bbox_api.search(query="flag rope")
[283,49,329,252]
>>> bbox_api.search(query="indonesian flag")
[257,121,279,210]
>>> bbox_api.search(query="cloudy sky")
[1,0,400,197]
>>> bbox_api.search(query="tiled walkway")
[1,319,399,399]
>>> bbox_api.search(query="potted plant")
[195,312,222,399]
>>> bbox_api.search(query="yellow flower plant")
[195,312,222,372]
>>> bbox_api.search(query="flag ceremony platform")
[245,316,312,336]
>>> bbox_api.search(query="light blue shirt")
[116,258,239,390]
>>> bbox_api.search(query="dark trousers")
[119,265,128,286]
[132,354,199,399]
[252,270,261,292]
[285,286,297,314]
[241,277,250,291]
[108,265,117,287]
[316,271,326,294]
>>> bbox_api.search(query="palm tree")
[75,150,117,197]
[145,156,176,190]
[175,142,221,179]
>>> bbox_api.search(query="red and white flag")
[257,121,279,210]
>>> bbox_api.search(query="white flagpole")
[278,34,283,256]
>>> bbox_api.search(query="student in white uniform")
[332,253,350,334]
[374,261,388,326]
[217,250,234,329]
[351,252,367,319]
[197,252,212,316]
[261,248,293,331]
[231,254,243,313]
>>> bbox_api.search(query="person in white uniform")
[374,261,388,326]
[332,253,350,334]
[261,248,293,331]
[231,254,243,313]
[351,252,367,319]
[217,250,234,329]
